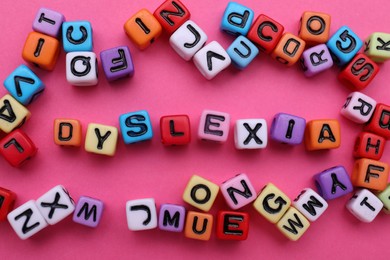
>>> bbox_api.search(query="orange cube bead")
[305,119,341,151]
[124,9,162,50]
[184,211,213,241]
[352,158,389,191]
[271,33,306,66]
[53,119,82,147]
[22,32,60,71]
[299,11,331,45]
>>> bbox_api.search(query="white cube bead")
[126,198,157,231]
[169,20,208,61]
[7,200,48,240]
[193,41,231,80]
[66,51,98,86]
[346,189,383,222]
[340,92,377,123]
[234,119,267,149]
[36,185,75,225]
[293,188,328,222]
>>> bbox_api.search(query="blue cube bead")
[227,36,259,69]
[326,26,363,66]
[119,110,153,144]
[221,2,254,36]
[270,113,306,145]
[3,65,45,105]
[62,21,93,52]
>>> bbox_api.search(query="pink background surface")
[1,0,390,259]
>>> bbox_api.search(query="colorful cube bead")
[364,32,390,63]
[158,204,186,232]
[377,184,390,214]
[184,211,213,241]
[153,0,191,34]
[73,196,104,228]
[100,46,134,81]
[293,188,328,222]
[298,11,331,45]
[7,200,48,240]
[235,118,267,149]
[126,198,157,231]
[22,32,60,71]
[66,51,98,86]
[227,36,259,69]
[3,65,45,105]
[0,129,37,167]
[160,114,191,145]
[124,9,162,50]
[182,175,219,212]
[276,207,310,241]
[346,189,383,222]
[364,103,390,139]
[216,211,249,240]
[53,119,82,147]
[338,53,380,91]
[340,92,377,124]
[253,183,291,224]
[0,94,30,134]
[351,158,389,192]
[304,119,341,151]
[300,44,333,77]
[84,123,118,156]
[270,113,306,145]
[62,21,93,52]
[36,185,75,225]
[32,7,65,38]
[119,110,153,144]
[0,187,17,221]
[193,41,231,80]
[247,14,284,54]
[220,173,257,210]
[353,132,385,160]
[313,166,353,200]
[169,20,208,61]
[271,33,306,66]
[220,2,254,36]
[198,109,230,142]
[326,26,363,66]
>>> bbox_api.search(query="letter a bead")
[276,207,310,241]
[220,2,254,36]
[304,119,341,151]
[364,32,390,63]
[85,123,118,156]
[32,7,66,38]
[220,173,257,210]
[182,175,219,212]
[313,166,353,200]
[351,158,389,191]
[184,211,213,241]
[198,109,230,142]
[346,189,383,222]
[73,196,104,228]
[126,198,157,231]
[0,187,17,221]
[53,119,82,147]
[0,94,31,133]
[340,92,377,124]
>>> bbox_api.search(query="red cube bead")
[216,211,249,240]
[0,129,37,167]
[247,14,284,54]
[0,187,17,221]
[338,53,380,91]
[353,132,386,160]
[153,0,191,35]
[160,115,191,145]
[364,103,390,139]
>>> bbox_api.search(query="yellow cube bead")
[84,123,118,156]
[365,33,390,63]
[253,183,291,223]
[183,175,219,212]
[0,94,30,133]
[377,184,390,214]
[276,207,310,241]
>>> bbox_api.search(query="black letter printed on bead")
[336,30,357,53]
[71,56,92,77]
[66,26,88,45]
[77,203,98,221]
[130,205,151,226]
[190,184,211,204]
[94,128,111,150]
[226,180,253,205]
[159,1,185,26]
[204,114,225,136]
[14,208,40,234]
[223,214,244,235]
[110,49,128,73]
[350,58,374,82]
[262,193,288,214]
[125,115,148,137]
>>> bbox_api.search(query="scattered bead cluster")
[0,0,389,242]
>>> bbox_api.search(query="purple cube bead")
[313,166,353,200]
[100,46,134,81]
[270,113,306,145]
[73,196,104,228]
[32,7,65,38]
[300,44,333,77]
[158,204,186,232]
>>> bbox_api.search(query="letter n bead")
[364,103,390,139]
[304,119,341,151]
[220,173,257,210]
[158,204,186,232]
[54,119,82,147]
[221,2,254,36]
[160,115,191,145]
[293,188,328,222]
[276,207,310,241]
[198,109,230,142]
[153,0,191,35]
[216,211,249,241]
[100,46,134,82]
[119,110,153,144]
[184,211,213,241]
[353,132,385,160]
[32,7,66,38]
[313,166,353,200]
[351,158,389,192]
[271,33,306,66]
[126,198,157,231]
[298,11,331,45]
[364,32,390,63]
[66,52,98,86]
[270,113,306,145]
[346,189,383,222]
[0,187,17,221]
[73,196,104,228]
[85,123,118,156]
[227,36,259,69]
[0,94,31,134]
[300,44,333,77]
[235,118,267,149]
[62,21,93,52]
[182,175,219,212]
[340,92,376,124]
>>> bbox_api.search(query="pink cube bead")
[198,110,230,142]
[220,173,257,210]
